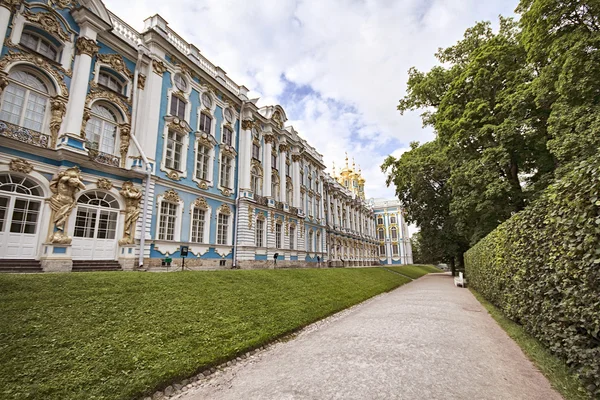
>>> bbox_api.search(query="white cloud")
[104,0,517,199]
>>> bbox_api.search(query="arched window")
[272,173,279,201]
[0,69,51,131]
[73,191,119,239]
[0,173,43,196]
[98,69,125,95]
[286,185,293,205]
[390,215,397,224]
[85,104,118,155]
[251,167,262,195]
[316,232,321,252]
[391,227,398,240]
[20,30,59,61]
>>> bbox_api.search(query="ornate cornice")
[152,60,167,75]
[279,143,289,153]
[97,53,133,79]
[9,158,33,173]
[76,37,99,57]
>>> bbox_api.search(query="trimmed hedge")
[465,154,600,397]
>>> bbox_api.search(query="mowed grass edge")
[470,289,588,400]
[385,264,442,279]
[0,268,410,400]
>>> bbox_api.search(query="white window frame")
[255,217,265,247]
[155,192,183,242]
[308,230,313,252]
[289,225,295,250]
[189,202,211,244]
[216,209,233,246]
[92,62,132,100]
[219,154,233,189]
[19,30,60,62]
[275,222,282,249]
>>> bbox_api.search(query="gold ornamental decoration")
[163,189,180,203]
[197,180,208,190]
[270,211,275,232]
[193,196,209,210]
[263,134,275,144]
[119,123,131,168]
[0,51,69,96]
[49,96,67,147]
[137,74,146,90]
[76,37,99,57]
[49,0,75,8]
[0,0,22,11]
[119,182,142,245]
[241,119,253,131]
[9,158,33,173]
[152,60,167,76]
[166,170,180,181]
[248,205,254,229]
[279,143,289,153]
[22,10,71,42]
[218,204,232,216]
[257,213,265,221]
[96,178,113,190]
[48,167,85,244]
[271,111,283,128]
[291,154,302,162]
[97,53,134,79]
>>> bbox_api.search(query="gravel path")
[176,273,562,400]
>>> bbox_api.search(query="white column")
[137,59,164,162]
[263,136,273,198]
[239,120,253,190]
[0,4,12,55]
[279,145,287,202]
[61,27,99,136]
[292,154,301,208]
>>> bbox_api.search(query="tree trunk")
[449,259,456,277]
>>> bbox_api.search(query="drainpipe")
[232,100,247,268]
[129,46,153,269]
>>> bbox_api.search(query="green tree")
[518,0,600,166]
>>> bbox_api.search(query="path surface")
[177,273,562,400]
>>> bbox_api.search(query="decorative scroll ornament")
[119,124,131,168]
[48,167,85,244]
[76,37,99,57]
[291,154,302,162]
[219,187,231,197]
[241,119,253,131]
[97,53,134,79]
[9,158,33,173]
[96,178,113,190]
[49,97,66,147]
[137,74,146,90]
[197,180,208,190]
[285,216,289,235]
[152,60,167,75]
[0,51,69,96]
[163,189,180,203]
[270,211,275,232]
[22,10,71,42]
[193,196,209,210]
[0,71,8,93]
[0,0,22,11]
[279,143,289,153]
[119,181,142,245]
[49,0,75,8]
[218,204,232,215]
[248,205,254,229]
[221,144,236,158]
[166,170,180,181]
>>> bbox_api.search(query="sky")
[104,0,517,200]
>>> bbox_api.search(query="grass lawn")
[471,289,588,400]
[0,268,410,400]
[385,264,442,279]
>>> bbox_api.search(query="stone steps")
[0,259,43,273]
[72,260,122,272]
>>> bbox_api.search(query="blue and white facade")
[0,0,393,271]
[372,199,413,265]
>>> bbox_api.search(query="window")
[220,156,232,188]
[390,216,397,224]
[98,70,124,94]
[222,126,233,146]
[272,174,279,201]
[198,113,212,135]
[377,216,384,225]
[170,95,186,120]
[251,167,261,195]
[20,31,59,61]
[255,218,264,247]
[379,244,386,256]
[286,186,292,205]
[308,176,312,191]
[85,104,118,155]
[201,92,213,109]
[271,152,277,167]
[195,144,210,181]
[73,192,119,240]
[191,207,206,243]
[391,227,398,240]
[174,73,187,91]
[217,213,229,245]
[392,244,399,256]
[378,228,385,240]
[158,201,177,240]
[289,226,295,250]
[0,69,50,132]
[286,162,290,177]
[275,223,282,249]
[308,231,313,252]
[165,130,184,170]
[252,143,260,159]
[316,232,321,252]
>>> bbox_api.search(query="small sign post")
[180,245,189,271]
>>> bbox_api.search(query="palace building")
[0,0,411,271]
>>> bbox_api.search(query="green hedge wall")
[465,154,600,397]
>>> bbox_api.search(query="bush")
[465,154,600,397]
